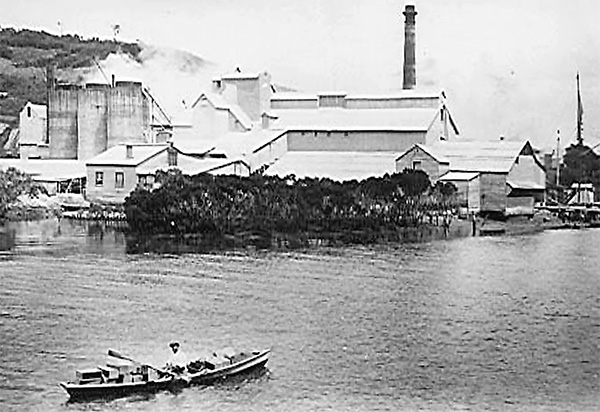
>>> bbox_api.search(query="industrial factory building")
[19,74,170,161]
[3,3,545,216]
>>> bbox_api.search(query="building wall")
[77,85,109,160]
[19,104,46,146]
[346,96,440,109]
[287,130,426,152]
[191,101,230,140]
[508,155,545,189]
[480,173,507,213]
[506,196,534,216]
[86,164,137,203]
[49,86,79,159]
[468,178,481,212]
[251,134,288,171]
[424,107,458,143]
[107,82,149,148]
[222,73,271,121]
[271,98,318,110]
[395,146,448,181]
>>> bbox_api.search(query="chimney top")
[403,4,417,22]
[402,3,418,90]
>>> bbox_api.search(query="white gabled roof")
[397,143,450,164]
[429,140,532,173]
[265,151,399,181]
[272,108,438,132]
[0,159,85,181]
[190,93,253,130]
[507,180,545,190]
[86,144,169,167]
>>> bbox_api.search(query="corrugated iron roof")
[439,171,480,181]
[137,154,248,176]
[265,151,398,181]
[427,140,529,173]
[0,159,85,181]
[86,144,169,166]
[272,108,438,132]
[507,180,545,190]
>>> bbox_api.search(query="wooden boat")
[59,361,178,401]
[59,348,270,401]
[186,348,271,385]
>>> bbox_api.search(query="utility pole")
[576,72,584,146]
[556,129,561,187]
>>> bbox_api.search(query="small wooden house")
[396,140,546,216]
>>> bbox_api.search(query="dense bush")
[0,167,45,219]
[125,169,457,237]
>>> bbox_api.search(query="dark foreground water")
[0,219,598,412]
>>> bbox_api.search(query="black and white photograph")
[0,0,599,411]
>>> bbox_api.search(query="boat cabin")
[75,368,103,385]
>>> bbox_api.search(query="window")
[413,160,422,170]
[95,171,104,186]
[27,106,32,118]
[168,149,178,167]
[115,172,124,189]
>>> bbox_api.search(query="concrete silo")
[48,84,80,159]
[107,81,150,148]
[77,83,109,160]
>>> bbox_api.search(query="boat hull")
[59,378,175,401]
[60,349,270,401]
[188,349,270,385]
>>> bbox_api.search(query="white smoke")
[66,43,225,122]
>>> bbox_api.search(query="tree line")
[124,169,457,238]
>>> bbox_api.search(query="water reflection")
[0,224,16,251]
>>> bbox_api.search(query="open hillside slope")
[0,27,222,155]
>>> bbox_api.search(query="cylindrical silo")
[107,81,150,148]
[77,83,109,160]
[49,84,80,159]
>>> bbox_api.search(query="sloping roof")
[271,108,438,132]
[271,90,442,102]
[507,180,545,190]
[427,140,530,173]
[211,129,287,157]
[265,151,398,181]
[137,154,248,176]
[190,93,253,130]
[439,171,479,181]
[345,90,442,100]
[396,143,450,164]
[0,159,86,181]
[86,144,169,166]
[172,129,287,158]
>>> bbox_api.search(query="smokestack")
[402,3,417,90]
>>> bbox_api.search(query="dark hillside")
[0,27,142,127]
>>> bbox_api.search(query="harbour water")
[0,219,598,411]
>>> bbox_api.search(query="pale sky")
[2,0,599,150]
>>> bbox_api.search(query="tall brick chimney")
[402,3,417,90]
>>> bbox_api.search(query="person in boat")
[166,341,187,374]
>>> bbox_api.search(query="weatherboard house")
[85,142,249,203]
[18,102,48,160]
[395,140,546,216]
